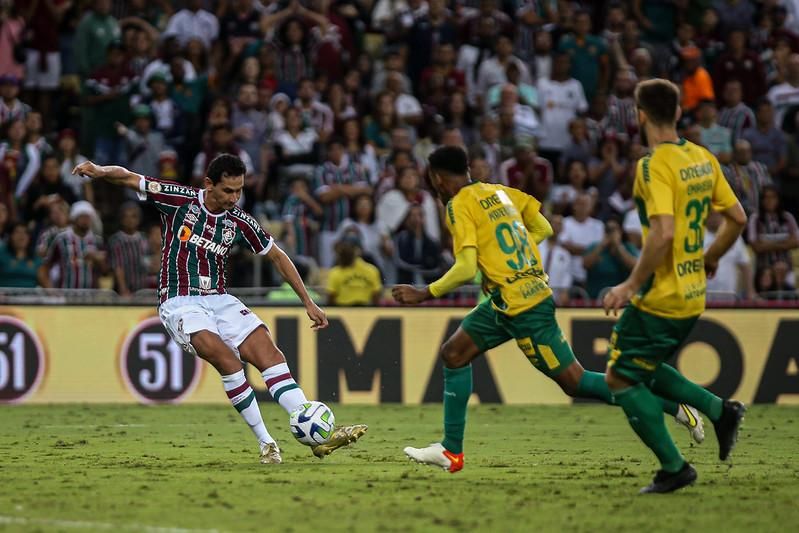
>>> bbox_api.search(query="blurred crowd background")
[1,0,799,304]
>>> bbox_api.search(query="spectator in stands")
[326,234,382,306]
[336,194,390,276]
[742,100,787,177]
[193,122,254,188]
[559,117,593,176]
[537,52,588,163]
[139,36,197,97]
[22,154,77,224]
[273,103,320,181]
[582,218,638,300]
[118,104,165,179]
[496,84,539,140]
[0,202,8,242]
[376,165,439,242]
[559,192,604,288]
[767,53,799,128]
[724,139,773,216]
[589,135,627,207]
[313,136,372,268]
[0,1,24,80]
[370,47,412,98]
[605,68,637,140]
[0,117,40,206]
[406,0,456,86]
[558,10,609,102]
[0,222,41,288]
[35,199,69,259]
[500,138,554,201]
[393,204,442,285]
[364,91,401,157]
[85,40,137,165]
[231,83,269,181]
[74,0,121,78]
[537,214,572,304]
[38,200,106,289]
[386,72,423,126]
[141,72,181,146]
[679,45,714,114]
[718,80,756,143]
[296,78,333,142]
[57,129,91,203]
[713,30,766,106]
[476,34,532,111]
[552,159,595,215]
[108,202,150,296]
[164,0,219,50]
[697,99,733,164]
[0,75,29,127]
[748,185,799,288]
[282,176,322,261]
[342,118,378,186]
[757,261,798,299]
[704,211,755,301]
[471,116,501,180]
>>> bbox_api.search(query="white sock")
[262,362,308,414]
[221,369,274,446]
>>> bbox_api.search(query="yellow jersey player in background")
[392,146,703,473]
[602,79,748,494]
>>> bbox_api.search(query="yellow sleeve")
[429,248,478,297]
[709,156,739,211]
[641,155,674,217]
[445,196,477,255]
[526,212,553,244]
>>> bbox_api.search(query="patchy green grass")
[0,404,797,532]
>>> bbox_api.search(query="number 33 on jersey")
[633,138,739,319]
[446,182,551,316]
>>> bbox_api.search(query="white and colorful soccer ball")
[289,401,335,446]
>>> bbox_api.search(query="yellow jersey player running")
[393,146,704,473]
[602,79,748,494]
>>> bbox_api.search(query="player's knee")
[440,342,467,369]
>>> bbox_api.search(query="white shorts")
[158,294,265,358]
[24,50,61,90]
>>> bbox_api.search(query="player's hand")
[305,302,328,330]
[603,282,635,316]
[72,161,105,179]
[392,285,430,305]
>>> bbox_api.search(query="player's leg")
[405,299,510,472]
[604,307,696,493]
[510,298,704,442]
[158,299,277,462]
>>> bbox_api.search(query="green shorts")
[607,305,698,383]
[461,297,575,377]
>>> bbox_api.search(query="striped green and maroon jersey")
[136,176,273,304]
[45,227,103,289]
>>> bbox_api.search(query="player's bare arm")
[603,214,674,316]
[72,161,143,191]
[704,202,747,278]
[266,244,328,330]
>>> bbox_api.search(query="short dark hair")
[428,145,469,176]
[207,154,246,184]
[634,79,680,127]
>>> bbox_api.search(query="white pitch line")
[0,515,226,533]
[40,424,149,429]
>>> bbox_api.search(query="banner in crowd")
[0,306,797,405]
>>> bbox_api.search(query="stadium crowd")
[1,0,798,303]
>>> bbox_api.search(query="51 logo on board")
[120,317,202,403]
[0,316,46,403]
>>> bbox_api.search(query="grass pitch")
[0,404,797,532]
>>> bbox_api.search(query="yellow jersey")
[447,182,551,316]
[632,138,739,319]
[326,257,382,305]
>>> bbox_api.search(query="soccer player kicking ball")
[602,79,747,494]
[392,146,703,473]
[73,155,367,463]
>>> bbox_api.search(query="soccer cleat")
[403,443,464,473]
[311,424,368,459]
[713,400,746,461]
[260,442,282,464]
[675,404,705,444]
[639,462,697,494]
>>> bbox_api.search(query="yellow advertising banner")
[0,306,797,405]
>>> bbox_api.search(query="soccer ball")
[289,401,335,446]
